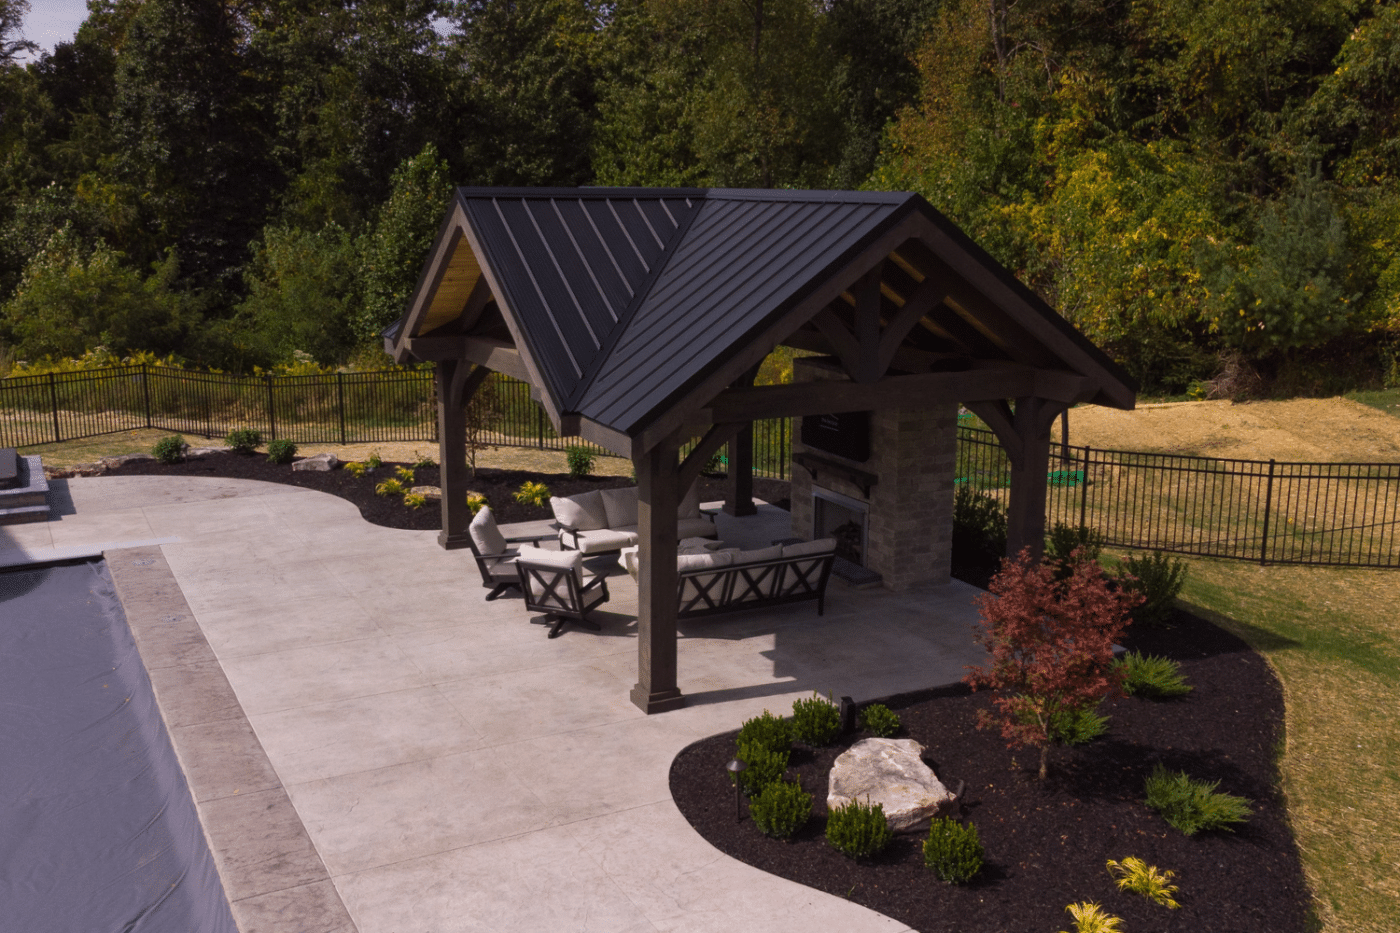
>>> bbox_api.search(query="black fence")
[958,426,1400,568]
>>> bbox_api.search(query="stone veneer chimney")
[789,358,957,590]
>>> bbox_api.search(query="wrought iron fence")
[957,426,1400,568]
[0,364,796,478]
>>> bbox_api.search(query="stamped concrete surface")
[1,476,989,933]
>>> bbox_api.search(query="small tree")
[463,376,503,477]
[964,548,1141,779]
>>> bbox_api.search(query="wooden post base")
[630,684,686,714]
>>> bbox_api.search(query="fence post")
[1260,459,1276,566]
[536,402,544,448]
[337,372,346,445]
[48,373,61,443]
[266,375,276,441]
[142,364,152,428]
[1079,446,1090,529]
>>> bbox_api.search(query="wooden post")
[631,437,685,714]
[723,424,756,517]
[1004,396,1060,561]
[436,360,472,550]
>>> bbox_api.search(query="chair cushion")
[676,517,717,539]
[599,486,638,528]
[570,528,636,553]
[677,551,733,573]
[515,545,584,586]
[735,544,783,564]
[550,490,608,531]
[678,480,701,519]
[781,537,837,558]
[469,506,508,556]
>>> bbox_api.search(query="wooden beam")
[393,203,470,362]
[877,276,949,374]
[632,436,685,714]
[578,418,634,460]
[852,262,883,383]
[448,361,489,411]
[964,400,1021,462]
[678,422,745,496]
[701,369,1039,422]
[434,360,472,551]
[811,307,863,379]
[461,337,532,383]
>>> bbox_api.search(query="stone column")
[630,439,685,714]
[865,404,958,590]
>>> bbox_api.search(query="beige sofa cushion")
[572,528,637,554]
[550,490,608,531]
[736,544,783,564]
[469,506,508,556]
[781,537,837,559]
[599,486,639,527]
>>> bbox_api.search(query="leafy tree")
[964,547,1140,779]
[0,0,35,65]
[353,143,453,343]
[238,223,358,365]
[0,225,200,360]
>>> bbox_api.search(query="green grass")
[1344,387,1400,418]
[1170,555,1400,932]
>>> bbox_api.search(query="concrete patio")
[1,474,988,933]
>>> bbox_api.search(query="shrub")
[412,450,437,468]
[224,428,262,454]
[375,478,407,497]
[403,492,427,509]
[344,461,368,478]
[790,693,841,746]
[964,548,1141,778]
[737,711,791,755]
[733,743,789,797]
[1118,552,1188,626]
[466,492,488,516]
[366,450,382,469]
[514,481,550,507]
[825,798,892,859]
[1059,902,1125,933]
[1046,522,1106,577]
[951,486,1006,577]
[749,779,812,839]
[395,466,415,484]
[565,444,595,478]
[860,703,901,737]
[1106,856,1181,908]
[152,435,186,464]
[266,439,298,464]
[923,817,983,883]
[1116,651,1192,698]
[1144,765,1251,835]
[1046,702,1110,746]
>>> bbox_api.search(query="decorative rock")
[102,453,155,468]
[64,462,107,476]
[827,738,955,833]
[410,485,441,500]
[186,446,228,457]
[292,452,339,472]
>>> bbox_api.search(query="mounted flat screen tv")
[801,411,871,463]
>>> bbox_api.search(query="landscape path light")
[726,758,747,823]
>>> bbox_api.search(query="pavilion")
[385,187,1135,713]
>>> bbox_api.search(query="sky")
[20,0,88,59]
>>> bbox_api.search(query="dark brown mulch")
[60,450,792,530]
[669,608,1311,933]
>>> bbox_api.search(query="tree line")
[0,0,1395,395]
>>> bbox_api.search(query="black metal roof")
[395,186,1134,439]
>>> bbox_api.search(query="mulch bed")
[60,451,1310,930]
[61,451,791,530]
[669,608,1311,932]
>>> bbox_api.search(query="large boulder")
[827,738,955,833]
[102,453,155,468]
[292,452,339,472]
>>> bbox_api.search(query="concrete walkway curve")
[1,475,988,933]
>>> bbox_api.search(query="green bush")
[366,450,382,469]
[1116,651,1192,698]
[565,445,595,478]
[411,450,437,468]
[224,428,262,454]
[344,460,367,478]
[375,477,406,496]
[1118,552,1188,626]
[466,492,488,516]
[395,465,415,484]
[733,743,789,797]
[860,703,901,737]
[1046,522,1106,573]
[923,817,983,883]
[1048,703,1110,746]
[1144,765,1251,835]
[825,798,892,859]
[514,481,550,507]
[951,486,1006,568]
[151,435,186,464]
[749,779,812,839]
[403,492,427,509]
[790,693,841,746]
[737,710,791,755]
[266,439,298,464]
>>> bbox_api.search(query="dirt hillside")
[1062,397,1400,462]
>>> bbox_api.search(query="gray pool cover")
[1,558,236,931]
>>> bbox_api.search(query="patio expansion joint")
[104,544,358,933]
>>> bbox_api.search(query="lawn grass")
[1162,554,1400,933]
[1345,387,1400,418]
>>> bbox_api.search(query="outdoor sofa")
[550,484,716,555]
[622,537,838,618]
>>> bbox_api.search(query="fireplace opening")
[813,487,869,567]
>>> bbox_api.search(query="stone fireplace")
[789,357,959,590]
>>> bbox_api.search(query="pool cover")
[0,558,236,932]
